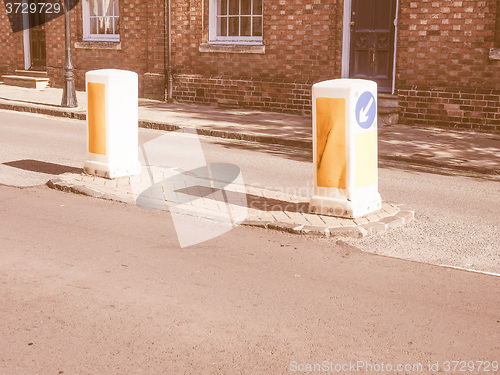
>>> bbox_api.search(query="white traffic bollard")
[309,79,381,218]
[84,69,141,179]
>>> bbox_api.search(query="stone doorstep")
[2,75,50,90]
[378,93,399,126]
[378,93,399,108]
[14,70,49,78]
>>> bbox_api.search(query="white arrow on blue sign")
[355,91,376,129]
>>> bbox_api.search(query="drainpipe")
[164,0,173,102]
[391,0,399,95]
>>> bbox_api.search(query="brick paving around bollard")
[47,171,415,239]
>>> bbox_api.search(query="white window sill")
[489,48,500,60]
[75,41,122,50]
[199,43,265,54]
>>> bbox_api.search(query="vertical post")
[61,0,78,108]
[166,0,173,102]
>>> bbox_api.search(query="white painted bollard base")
[84,160,141,179]
[309,194,381,218]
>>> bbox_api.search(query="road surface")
[0,185,499,374]
[1,110,499,274]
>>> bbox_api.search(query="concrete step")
[1,74,49,89]
[378,93,398,110]
[14,70,48,78]
[378,93,399,125]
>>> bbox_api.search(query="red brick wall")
[0,7,24,75]
[399,87,500,132]
[397,0,498,88]
[172,0,342,82]
[41,0,165,99]
[496,2,500,47]
[2,0,342,111]
[173,74,312,114]
[170,0,344,114]
[0,0,165,99]
[397,0,500,131]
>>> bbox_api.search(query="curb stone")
[378,215,405,230]
[300,226,330,237]
[240,220,272,229]
[267,222,304,234]
[359,222,387,236]
[47,178,132,203]
[331,226,368,239]
[0,100,86,120]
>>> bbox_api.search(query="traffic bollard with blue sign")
[309,79,382,218]
[84,69,141,179]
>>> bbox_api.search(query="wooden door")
[29,1,47,69]
[349,0,396,91]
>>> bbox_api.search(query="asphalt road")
[1,185,499,374]
[1,110,499,274]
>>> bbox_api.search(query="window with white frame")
[210,0,263,44]
[82,0,120,41]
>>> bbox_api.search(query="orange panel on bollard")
[84,69,141,179]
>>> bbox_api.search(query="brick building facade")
[397,1,500,132]
[1,0,499,132]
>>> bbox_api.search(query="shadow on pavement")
[175,185,309,213]
[208,139,313,163]
[3,159,82,175]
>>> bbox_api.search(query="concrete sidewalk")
[1,84,499,177]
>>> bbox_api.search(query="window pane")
[217,17,227,36]
[240,16,251,36]
[86,0,120,38]
[105,18,113,34]
[98,18,105,33]
[212,0,262,40]
[97,0,103,16]
[252,17,262,36]
[105,1,113,17]
[113,0,119,17]
[218,0,227,15]
[228,16,239,36]
[241,0,251,15]
[253,0,262,15]
[90,18,98,34]
[89,0,97,16]
[228,0,238,15]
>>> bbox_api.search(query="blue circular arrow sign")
[355,91,376,129]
